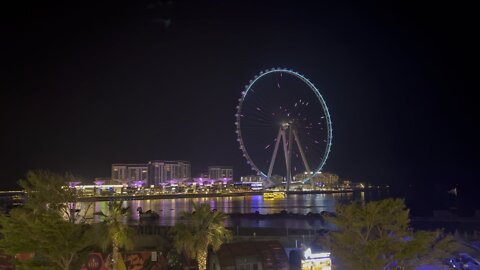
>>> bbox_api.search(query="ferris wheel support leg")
[292,129,311,173]
[267,128,283,181]
[281,130,290,192]
[285,127,293,193]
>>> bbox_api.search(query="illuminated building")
[111,164,148,185]
[111,160,191,186]
[293,172,339,187]
[148,160,191,186]
[208,166,233,181]
[240,175,264,182]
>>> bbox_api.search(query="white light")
[304,248,331,259]
[304,248,312,258]
[315,252,331,258]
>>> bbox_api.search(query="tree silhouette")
[322,198,457,269]
[94,201,134,270]
[172,203,232,270]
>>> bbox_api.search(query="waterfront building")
[111,164,148,185]
[294,172,339,187]
[240,175,264,182]
[198,172,209,178]
[148,160,191,186]
[293,172,313,182]
[111,160,191,186]
[93,177,114,185]
[208,166,233,181]
[317,172,339,186]
[76,184,125,196]
[192,177,215,186]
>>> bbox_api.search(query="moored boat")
[263,191,286,199]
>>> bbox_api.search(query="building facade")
[208,166,233,181]
[240,175,264,182]
[111,164,148,185]
[111,160,191,186]
[148,160,191,186]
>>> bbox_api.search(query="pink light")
[94,180,105,186]
[69,181,81,188]
[130,180,145,188]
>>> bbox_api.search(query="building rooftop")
[215,241,288,270]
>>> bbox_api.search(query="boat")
[136,207,160,219]
[263,191,286,200]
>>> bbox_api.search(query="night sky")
[1,1,477,194]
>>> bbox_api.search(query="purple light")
[130,180,145,188]
[94,180,105,186]
[69,181,81,188]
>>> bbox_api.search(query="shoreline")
[76,189,362,202]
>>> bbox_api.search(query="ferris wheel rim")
[235,68,333,178]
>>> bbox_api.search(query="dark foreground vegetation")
[0,170,464,270]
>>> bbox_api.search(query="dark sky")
[1,1,478,191]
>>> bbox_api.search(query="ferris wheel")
[235,68,332,191]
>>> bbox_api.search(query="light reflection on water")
[80,192,362,229]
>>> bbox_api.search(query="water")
[80,192,364,229]
[80,188,474,231]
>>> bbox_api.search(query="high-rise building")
[148,160,191,186]
[112,160,191,186]
[208,166,233,181]
[111,163,148,185]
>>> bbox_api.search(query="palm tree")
[172,203,232,270]
[94,201,134,270]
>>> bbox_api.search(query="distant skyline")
[1,1,477,192]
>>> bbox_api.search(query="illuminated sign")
[302,248,331,270]
[301,257,331,270]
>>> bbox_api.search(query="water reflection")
[79,192,362,229]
